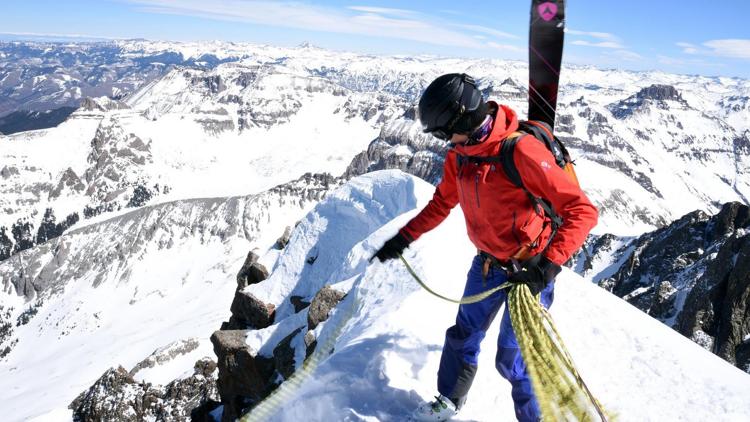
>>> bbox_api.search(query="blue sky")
[2,0,750,78]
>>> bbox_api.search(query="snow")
[235,171,750,422]
[0,163,748,421]
[131,338,214,385]
[0,185,320,420]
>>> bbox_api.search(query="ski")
[528,0,566,130]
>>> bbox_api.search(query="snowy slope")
[0,174,336,421]
[232,171,750,421]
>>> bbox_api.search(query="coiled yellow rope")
[403,253,611,421]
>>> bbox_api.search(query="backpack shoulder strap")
[500,133,524,189]
[500,131,564,231]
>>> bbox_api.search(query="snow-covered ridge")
[213,171,750,421]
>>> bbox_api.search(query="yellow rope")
[508,281,612,421]
[398,254,511,304]
[402,253,611,421]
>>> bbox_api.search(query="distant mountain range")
[1,39,749,421]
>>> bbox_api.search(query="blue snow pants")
[437,254,555,422]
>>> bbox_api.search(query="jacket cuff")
[539,255,562,281]
[398,228,415,243]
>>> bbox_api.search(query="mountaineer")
[373,73,598,421]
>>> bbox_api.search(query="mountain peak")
[636,84,684,102]
[608,83,689,119]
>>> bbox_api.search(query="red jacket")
[400,102,598,266]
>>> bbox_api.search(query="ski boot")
[411,394,459,421]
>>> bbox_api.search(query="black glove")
[373,232,411,262]
[508,255,561,295]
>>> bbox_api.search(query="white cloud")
[676,41,701,54]
[0,31,119,40]
[676,39,750,60]
[657,54,725,67]
[702,39,750,60]
[566,29,619,41]
[346,6,417,18]
[486,42,524,52]
[571,40,625,49]
[450,23,519,40]
[567,29,630,51]
[602,49,644,61]
[122,0,488,49]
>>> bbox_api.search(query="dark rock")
[273,326,304,379]
[80,97,129,112]
[230,291,275,329]
[126,184,153,208]
[608,84,688,119]
[274,226,293,250]
[69,357,220,422]
[210,330,274,422]
[69,366,154,422]
[610,208,711,298]
[651,281,678,320]
[49,168,85,199]
[190,400,222,422]
[195,358,218,378]
[636,84,683,102]
[304,330,317,358]
[604,202,750,372]
[307,285,347,331]
[236,251,269,290]
[677,223,750,367]
[342,118,449,185]
[290,296,311,313]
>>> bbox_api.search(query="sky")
[1,0,750,78]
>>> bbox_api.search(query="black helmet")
[418,73,487,141]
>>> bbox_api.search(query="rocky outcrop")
[211,258,349,419]
[344,110,449,184]
[290,295,311,313]
[228,291,276,330]
[307,285,347,330]
[676,203,750,371]
[69,357,219,422]
[235,251,269,290]
[608,84,689,119]
[79,97,130,112]
[210,330,274,422]
[594,202,750,373]
[49,168,86,199]
[84,118,154,207]
[274,226,293,250]
[129,338,201,377]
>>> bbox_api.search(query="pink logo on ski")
[538,2,558,21]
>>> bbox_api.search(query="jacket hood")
[453,102,519,157]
